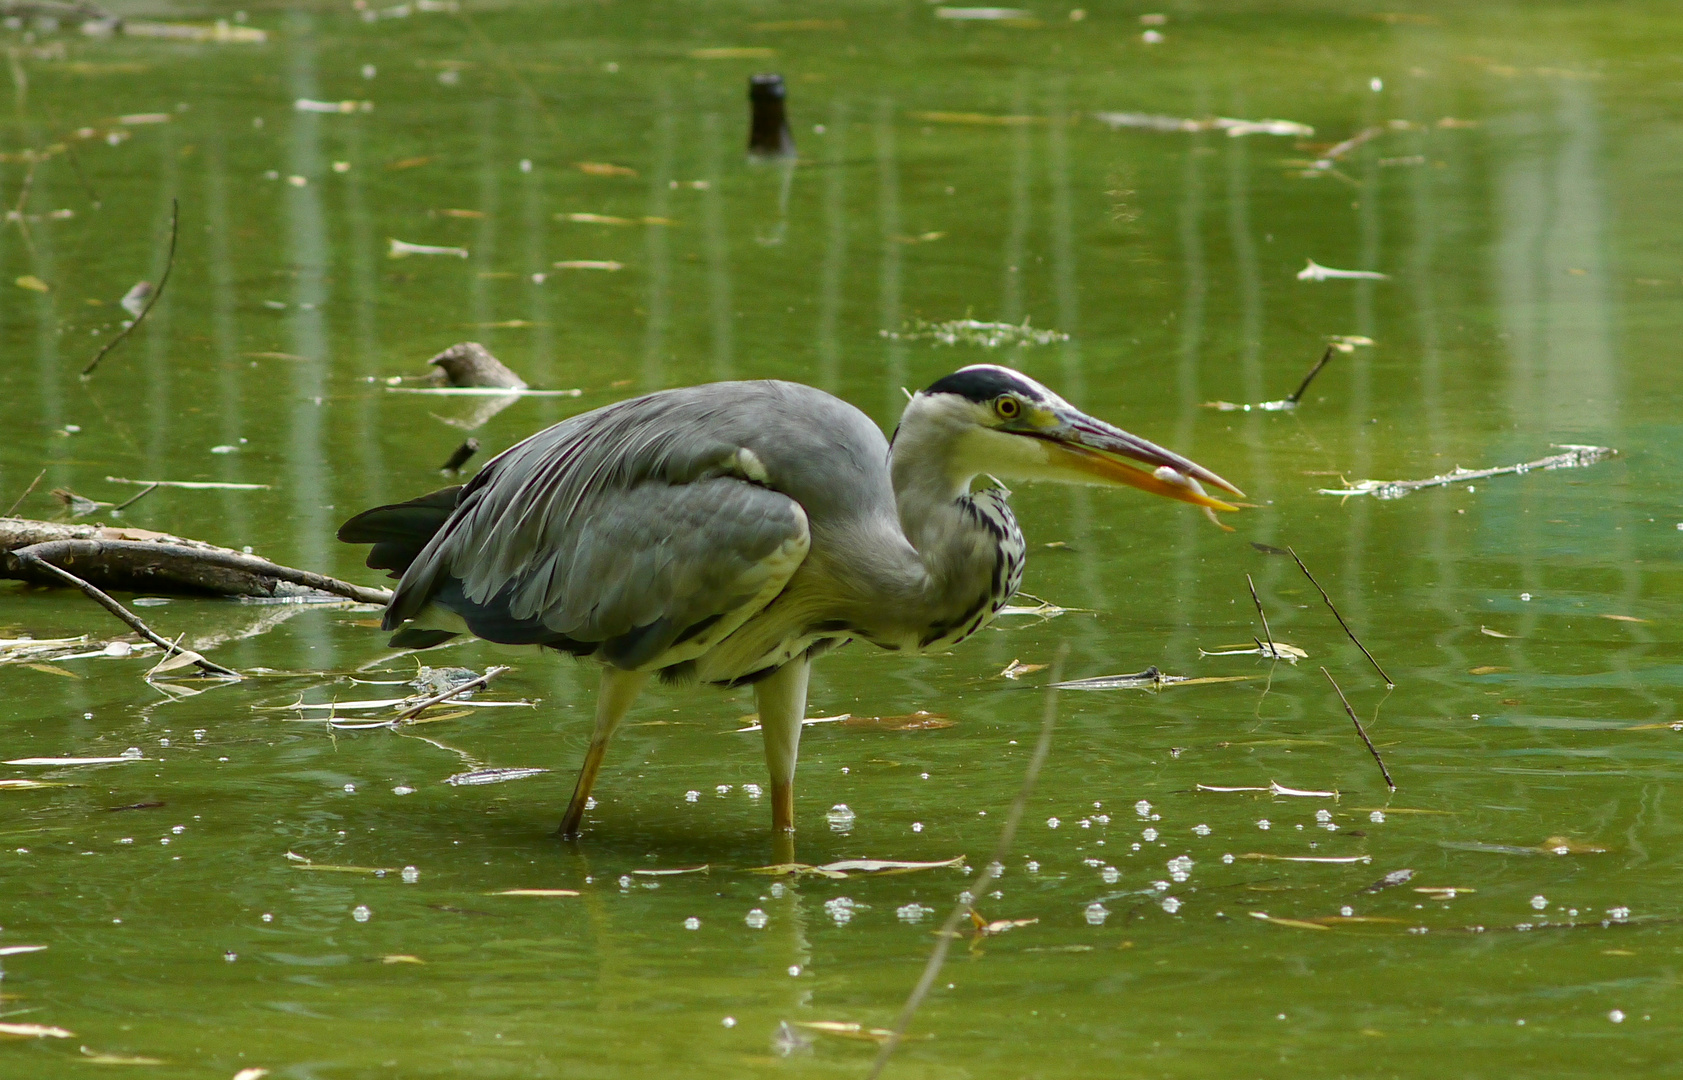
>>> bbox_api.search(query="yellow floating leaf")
[1413,886,1473,899]
[24,662,79,678]
[1249,912,1330,931]
[1601,613,1649,623]
[999,659,1048,680]
[1541,836,1606,855]
[575,161,637,177]
[233,1069,271,1080]
[15,275,49,293]
[438,208,483,218]
[381,954,424,964]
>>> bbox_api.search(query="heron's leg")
[558,666,650,838]
[754,654,811,835]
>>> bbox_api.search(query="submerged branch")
[82,198,178,378]
[1322,666,1396,792]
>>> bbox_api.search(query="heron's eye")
[994,396,1021,420]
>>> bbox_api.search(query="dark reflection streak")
[1225,131,1262,405]
[876,98,904,421]
[816,99,850,393]
[640,88,675,390]
[145,124,177,473]
[343,111,384,508]
[701,112,734,381]
[1342,92,1382,661]
[205,113,248,537]
[283,12,332,666]
[31,159,60,476]
[472,99,500,350]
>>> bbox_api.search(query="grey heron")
[339,364,1241,839]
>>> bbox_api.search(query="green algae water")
[3,2,1682,1076]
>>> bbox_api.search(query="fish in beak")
[1033,406,1245,512]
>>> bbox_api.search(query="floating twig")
[1287,546,1392,687]
[1285,346,1336,406]
[866,646,1067,1080]
[4,468,46,516]
[1246,573,1275,656]
[111,482,160,513]
[392,665,509,724]
[1322,666,1395,792]
[10,552,239,678]
[83,198,177,377]
[104,476,269,490]
[1316,445,1616,500]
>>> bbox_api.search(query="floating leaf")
[78,1046,167,1064]
[841,711,954,731]
[1360,869,1414,892]
[1479,626,1513,638]
[1197,782,1338,798]
[0,779,72,790]
[1241,853,1371,864]
[792,1021,898,1044]
[998,659,1048,680]
[0,1022,74,1038]
[381,955,424,964]
[574,161,637,177]
[0,945,47,956]
[24,663,79,678]
[632,865,709,876]
[233,1069,271,1080]
[1413,886,1473,899]
[1199,642,1308,663]
[748,855,964,879]
[489,889,581,897]
[1469,665,1508,675]
[1249,912,1330,931]
[443,767,549,786]
[14,275,50,293]
[1601,613,1649,623]
[284,852,398,874]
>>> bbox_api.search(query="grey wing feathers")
[385,382,846,669]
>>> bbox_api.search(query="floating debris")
[284,852,399,874]
[575,161,637,177]
[78,1047,167,1065]
[841,711,954,731]
[1250,912,1331,931]
[559,212,676,226]
[553,260,623,271]
[1241,853,1371,864]
[910,111,1041,126]
[4,754,143,766]
[934,7,1032,20]
[388,238,469,259]
[1093,112,1313,137]
[1361,868,1415,892]
[104,476,270,490]
[489,888,580,897]
[0,779,73,790]
[792,1021,902,1045]
[0,1022,74,1038]
[1438,836,1607,857]
[881,318,1068,348]
[1297,259,1389,282]
[749,855,965,879]
[968,910,1039,935]
[732,713,850,733]
[1317,445,1616,500]
[295,99,373,114]
[1196,782,1338,798]
[443,767,550,786]
[1049,667,1258,691]
[998,659,1049,680]
[1198,642,1307,663]
[1203,338,1372,412]
[633,865,710,876]
[0,944,47,956]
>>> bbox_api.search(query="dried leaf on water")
[1469,666,1508,675]
[575,161,637,177]
[1051,667,1258,691]
[489,889,581,897]
[284,852,399,874]
[0,944,47,956]
[1197,782,1339,798]
[0,779,73,790]
[749,855,965,879]
[998,659,1049,680]
[1600,614,1650,623]
[443,767,549,786]
[841,711,954,731]
[632,865,709,876]
[1241,853,1372,864]
[78,1046,167,1064]
[24,662,79,678]
[1479,626,1514,638]
[968,911,1039,935]
[381,955,424,964]
[1413,886,1473,899]
[0,1022,74,1038]
[1249,912,1331,931]
[1199,642,1308,663]
[792,1021,900,1044]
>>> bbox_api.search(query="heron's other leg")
[558,666,651,838]
[754,655,811,835]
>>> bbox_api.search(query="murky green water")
[3,2,1681,1075]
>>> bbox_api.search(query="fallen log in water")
[0,517,392,605]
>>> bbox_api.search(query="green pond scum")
[2,0,1682,1076]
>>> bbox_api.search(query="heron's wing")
[388,389,814,669]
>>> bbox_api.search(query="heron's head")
[901,364,1243,512]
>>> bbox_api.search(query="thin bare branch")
[1287,546,1392,687]
[1321,666,1394,791]
[83,197,178,377]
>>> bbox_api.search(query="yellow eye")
[995,396,1021,420]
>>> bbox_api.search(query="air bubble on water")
[1131,842,1141,851]
[1608,906,1630,922]
[1134,800,1152,818]
[1192,823,1211,836]
[224,951,237,962]
[986,861,1004,877]
[684,917,701,930]
[401,866,419,883]
[192,729,206,741]
[1161,896,1182,914]
[1168,855,1194,882]
[1222,853,1234,864]
[1025,860,1040,873]
[343,783,356,794]
[770,882,785,898]
[352,905,371,922]
[722,1016,736,1028]
[1521,592,1531,601]
[787,965,801,977]
[921,772,930,780]
[1369,811,1385,823]
[715,784,732,795]
[1150,880,1171,893]
[1530,895,1547,910]
[1047,817,1061,829]
[392,786,415,796]
[118,838,133,845]
[1609,1009,1626,1024]
[1256,819,1271,831]
[261,913,273,922]
[824,897,856,925]
[1094,814,1110,824]
[1083,857,1103,867]
[743,784,762,798]
[957,890,974,905]
[121,747,143,759]
[1315,809,1332,823]
[1142,827,1158,842]
[827,804,855,832]
[159,837,170,846]
[1085,903,1108,925]
[685,790,700,803]
[897,902,934,922]
[745,908,768,929]
[172,825,185,834]
[1078,819,1091,829]
[1101,866,1120,884]
[1340,906,1354,917]
[619,875,633,890]
[159,738,170,747]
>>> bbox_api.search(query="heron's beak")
[1034,408,1245,512]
